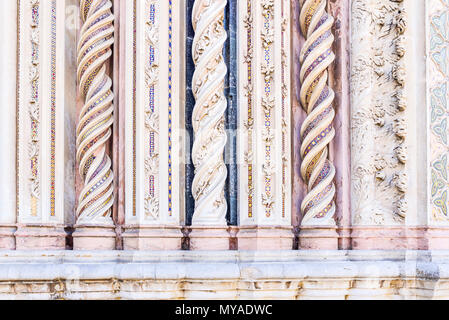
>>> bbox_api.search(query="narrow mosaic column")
[189,0,230,250]
[425,0,449,249]
[15,0,66,249]
[0,0,18,249]
[298,0,338,249]
[73,0,116,250]
[122,0,184,250]
[236,0,293,249]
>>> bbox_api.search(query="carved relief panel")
[351,0,408,226]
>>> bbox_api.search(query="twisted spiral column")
[299,0,336,226]
[191,0,228,225]
[76,0,114,225]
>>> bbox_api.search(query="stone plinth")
[189,226,230,251]
[237,226,294,250]
[15,225,66,250]
[122,225,183,250]
[299,226,339,250]
[0,225,16,250]
[72,225,116,250]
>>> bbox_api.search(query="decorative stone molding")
[0,250,449,299]
[236,0,292,249]
[350,0,408,226]
[428,0,449,226]
[15,0,65,250]
[123,0,184,250]
[29,0,41,216]
[74,0,116,249]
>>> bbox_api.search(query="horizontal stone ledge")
[0,250,447,282]
[0,250,448,263]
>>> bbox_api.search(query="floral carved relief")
[351,0,408,225]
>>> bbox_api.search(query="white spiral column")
[298,0,338,249]
[190,0,229,249]
[73,0,116,249]
[299,0,336,226]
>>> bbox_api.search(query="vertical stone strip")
[123,0,184,250]
[15,0,65,249]
[236,0,293,249]
[73,0,116,250]
[327,0,352,249]
[428,0,449,224]
[29,0,41,219]
[0,0,18,249]
[427,0,449,248]
[50,0,57,218]
[189,0,229,250]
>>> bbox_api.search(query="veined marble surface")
[0,250,448,299]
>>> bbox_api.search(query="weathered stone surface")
[0,251,448,300]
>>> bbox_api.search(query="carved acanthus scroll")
[299,0,336,225]
[76,0,115,224]
[29,0,41,216]
[191,0,228,225]
[351,0,407,225]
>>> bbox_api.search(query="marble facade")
[0,0,449,299]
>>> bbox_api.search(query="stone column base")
[237,226,294,250]
[427,227,449,250]
[0,224,16,250]
[122,225,183,250]
[189,226,230,250]
[299,226,338,250]
[73,225,116,250]
[350,226,426,250]
[15,224,66,250]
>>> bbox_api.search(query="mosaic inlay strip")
[429,0,449,223]
[261,0,275,218]
[168,0,173,216]
[50,0,57,217]
[132,0,137,216]
[244,0,254,218]
[281,0,288,219]
[143,0,160,220]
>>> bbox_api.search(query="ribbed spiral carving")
[191,0,228,225]
[76,0,114,225]
[299,0,336,226]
